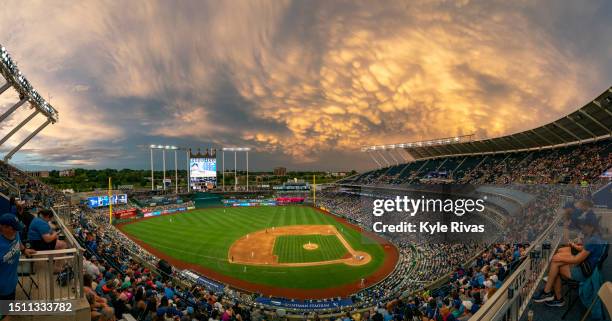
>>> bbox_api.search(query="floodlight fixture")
[222,147,251,152]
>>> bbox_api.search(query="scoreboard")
[190,157,217,190]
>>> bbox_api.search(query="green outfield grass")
[119,206,387,290]
[273,234,348,263]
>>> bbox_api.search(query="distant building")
[273,167,287,176]
[28,171,49,178]
[59,169,76,177]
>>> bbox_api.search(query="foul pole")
[108,177,113,225]
[313,175,316,207]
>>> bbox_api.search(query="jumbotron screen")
[87,194,128,208]
[190,157,217,189]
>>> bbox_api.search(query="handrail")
[27,248,80,256]
[0,174,20,198]
[470,212,563,321]
[17,245,84,300]
[52,207,84,252]
[20,256,74,262]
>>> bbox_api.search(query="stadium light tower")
[0,44,59,161]
[360,134,475,168]
[149,145,179,192]
[221,147,251,191]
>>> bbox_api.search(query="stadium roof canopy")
[362,87,612,160]
[0,46,59,122]
[0,44,59,161]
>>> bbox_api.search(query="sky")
[0,0,611,171]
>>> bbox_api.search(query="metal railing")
[17,248,84,301]
[16,207,85,301]
[53,205,74,230]
[0,174,20,198]
[470,213,564,321]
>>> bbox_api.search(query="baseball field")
[117,206,398,298]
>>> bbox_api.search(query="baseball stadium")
[0,2,611,321]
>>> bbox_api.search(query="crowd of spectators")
[0,163,69,255]
[0,161,68,209]
[462,141,611,185]
[346,139,610,186]
[361,243,527,321]
[316,182,573,319]
[72,206,259,321]
[90,204,135,216]
[140,201,195,215]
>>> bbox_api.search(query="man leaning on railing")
[0,213,36,320]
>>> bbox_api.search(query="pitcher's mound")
[303,243,319,250]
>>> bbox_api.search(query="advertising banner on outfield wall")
[142,207,189,217]
[113,209,137,219]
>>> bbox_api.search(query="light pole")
[162,148,166,190]
[246,150,249,191]
[186,149,190,192]
[150,147,154,190]
[222,147,251,192]
[150,145,180,192]
[234,150,237,190]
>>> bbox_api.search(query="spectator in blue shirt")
[0,213,36,302]
[163,283,175,300]
[27,209,66,251]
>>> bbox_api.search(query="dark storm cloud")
[205,71,290,135]
[17,145,125,166]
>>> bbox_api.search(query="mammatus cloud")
[0,0,610,169]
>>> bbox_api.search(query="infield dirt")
[228,225,372,267]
